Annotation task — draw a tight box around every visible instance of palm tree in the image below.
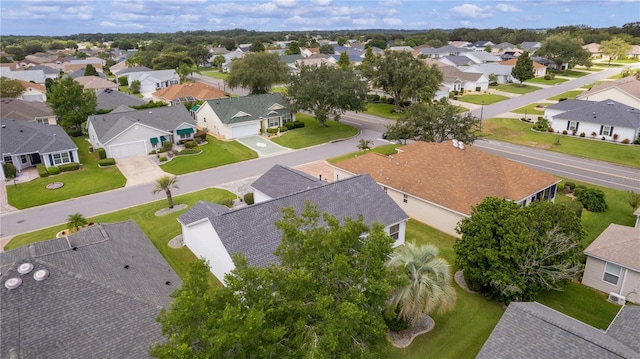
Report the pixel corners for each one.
[388,242,456,326]
[67,213,88,232]
[153,175,179,209]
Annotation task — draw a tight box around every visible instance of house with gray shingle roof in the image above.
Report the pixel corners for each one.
[578,76,640,109]
[0,118,78,180]
[87,105,196,159]
[546,99,640,142]
[195,93,293,139]
[95,88,146,111]
[461,63,515,84]
[122,69,179,99]
[251,164,324,203]
[477,302,640,358]
[0,98,57,125]
[178,167,409,283]
[439,65,489,93]
[0,221,181,358]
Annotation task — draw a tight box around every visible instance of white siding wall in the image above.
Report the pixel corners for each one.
[196,102,233,139]
[105,123,164,155]
[182,220,235,284]
[577,89,640,109]
[550,118,637,142]
[582,256,640,304]
[253,189,271,204]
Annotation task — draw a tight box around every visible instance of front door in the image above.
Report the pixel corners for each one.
[30,153,42,165]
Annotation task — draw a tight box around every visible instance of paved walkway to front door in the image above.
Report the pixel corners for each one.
[235,136,291,157]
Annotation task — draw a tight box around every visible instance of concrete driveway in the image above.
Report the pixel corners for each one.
[116,156,168,187]
[235,135,290,157]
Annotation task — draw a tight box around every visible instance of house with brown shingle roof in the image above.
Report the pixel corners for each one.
[581,207,640,304]
[578,76,640,109]
[499,58,547,78]
[13,79,47,102]
[333,141,561,236]
[152,82,227,105]
[74,75,117,92]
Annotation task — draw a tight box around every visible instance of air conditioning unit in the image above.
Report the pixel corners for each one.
[608,292,626,305]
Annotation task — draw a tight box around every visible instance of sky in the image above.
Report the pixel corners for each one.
[0,0,638,36]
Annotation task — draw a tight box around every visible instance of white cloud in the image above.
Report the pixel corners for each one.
[495,3,521,13]
[379,0,402,6]
[111,0,145,12]
[449,4,493,19]
[311,0,332,5]
[100,21,117,27]
[273,0,298,7]
[383,18,403,26]
[178,14,201,22]
[24,5,60,13]
[209,2,279,16]
[352,18,376,26]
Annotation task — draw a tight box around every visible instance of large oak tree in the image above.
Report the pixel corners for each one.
[48,76,97,131]
[226,52,290,94]
[536,32,591,69]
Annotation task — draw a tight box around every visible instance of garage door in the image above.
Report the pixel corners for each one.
[109,141,147,159]
[232,124,257,138]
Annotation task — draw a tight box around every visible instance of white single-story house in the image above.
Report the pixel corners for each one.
[178,166,409,283]
[0,118,78,180]
[546,99,640,142]
[334,141,561,237]
[439,65,489,93]
[462,63,514,84]
[14,79,48,102]
[195,93,293,139]
[578,76,640,109]
[124,69,180,98]
[87,105,197,159]
[581,207,640,305]
[499,58,548,78]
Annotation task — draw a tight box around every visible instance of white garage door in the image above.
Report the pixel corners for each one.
[232,124,257,138]
[109,141,147,159]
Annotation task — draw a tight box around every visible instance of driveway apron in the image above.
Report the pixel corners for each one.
[116,156,168,187]
[235,135,291,157]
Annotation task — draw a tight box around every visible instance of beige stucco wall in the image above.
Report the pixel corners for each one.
[578,89,640,109]
[582,256,640,304]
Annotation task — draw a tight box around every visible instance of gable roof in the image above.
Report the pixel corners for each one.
[88,105,196,143]
[68,68,108,79]
[0,221,181,359]
[335,142,560,216]
[203,93,290,125]
[579,76,640,103]
[95,88,146,111]
[251,164,324,198]
[584,223,640,271]
[461,51,503,63]
[442,55,475,66]
[463,63,513,76]
[128,69,178,83]
[606,306,640,353]
[115,66,152,76]
[477,302,638,359]
[499,58,547,69]
[153,82,227,102]
[74,75,117,90]
[439,65,485,84]
[0,118,76,156]
[0,98,54,120]
[179,174,409,268]
[551,99,640,128]
[12,79,46,92]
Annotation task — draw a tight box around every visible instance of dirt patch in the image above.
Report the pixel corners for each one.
[387,315,435,348]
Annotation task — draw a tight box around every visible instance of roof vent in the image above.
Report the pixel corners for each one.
[165,281,171,285]
[5,277,22,290]
[33,269,49,281]
[124,265,130,269]
[17,262,34,275]
[72,246,78,251]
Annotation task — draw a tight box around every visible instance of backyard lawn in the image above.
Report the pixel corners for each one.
[270,113,359,149]
[161,135,257,175]
[482,118,640,168]
[456,93,509,105]
[493,83,541,94]
[6,137,127,209]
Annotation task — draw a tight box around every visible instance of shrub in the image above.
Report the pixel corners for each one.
[449,92,455,99]
[601,136,606,140]
[386,97,395,105]
[66,127,83,137]
[37,164,49,177]
[558,97,567,102]
[243,192,255,205]
[591,131,597,137]
[575,188,608,212]
[159,156,168,162]
[222,199,234,207]
[383,305,411,332]
[562,130,568,135]
[561,200,583,219]
[194,129,207,141]
[571,130,577,136]
[184,140,197,149]
[544,74,552,80]
[291,121,304,129]
[47,166,61,175]
[401,100,412,107]
[533,118,549,131]
[622,138,631,144]
[2,163,16,179]
[98,158,116,166]
[59,163,80,172]
[453,90,459,96]
[547,127,554,132]
[564,181,576,192]
[579,132,585,137]
[613,133,619,141]
[475,86,481,92]
[97,147,107,160]
[367,94,380,103]
[266,127,278,134]
[118,76,128,86]
[279,126,288,132]
[284,121,295,130]
[162,141,173,151]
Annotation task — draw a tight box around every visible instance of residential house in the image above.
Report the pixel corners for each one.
[152,82,227,106]
[387,46,414,53]
[114,66,152,80]
[178,166,409,283]
[0,98,57,124]
[492,42,517,51]
[195,93,293,139]
[300,47,320,57]
[68,68,108,79]
[0,221,181,358]
[74,76,118,92]
[439,56,475,67]
[13,79,47,102]
[293,54,336,68]
[108,60,128,77]
[87,105,197,159]
[439,65,489,93]
[64,63,104,74]
[461,51,503,64]
[519,41,542,53]
[462,63,514,84]
[0,118,78,180]
[499,58,548,78]
[25,65,60,80]
[448,41,471,48]
[477,302,639,358]
[418,45,472,58]
[0,67,46,84]
[628,45,640,59]
[581,207,640,305]
[251,164,325,203]
[577,76,640,109]
[333,141,560,236]
[463,41,495,52]
[95,88,146,112]
[123,69,180,98]
[220,49,246,72]
[545,99,640,142]
[583,42,603,59]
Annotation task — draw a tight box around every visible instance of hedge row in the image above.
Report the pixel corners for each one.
[98,158,116,166]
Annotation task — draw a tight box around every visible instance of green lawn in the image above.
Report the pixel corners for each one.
[271,86,288,94]
[7,137,127,209]
[4,188,235,284]
[547,90,584,100]
[526,77,568,85]
[161,135,257,175]
[550,70,591,78]
[270,113,359,149]
[363,103,403,120]
[327,144,402,164]
[201,70,229,80]
[456,94,509,105]
[511,103,546,116]
[118,85,143,98]
[555,179,637,246]
[493,83,541,94]
[482,118,640,168]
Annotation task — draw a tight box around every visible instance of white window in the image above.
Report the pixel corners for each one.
[388,223,400,240]
[179,133,191,140]
[603,262,621,285]
[602,126,612,136]
[35,118,49,124]
[52,152,70,165]
[3,156,12,164]
[268,118,280,128]
[568,121,578,131]
[403,194,408,203]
